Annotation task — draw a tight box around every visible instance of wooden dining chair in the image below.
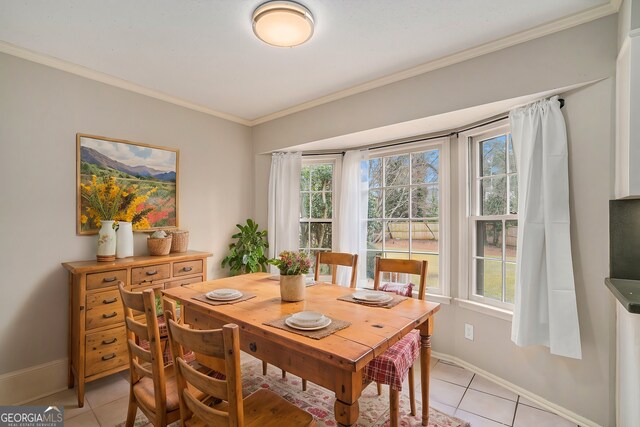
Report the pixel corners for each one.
[165,315,316,427]
[314,251,359,288]
[262,251,359,390]
[119,283,180,427]
[366,256,428,427]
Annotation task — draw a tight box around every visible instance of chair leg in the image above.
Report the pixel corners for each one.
[408,366,416,416]
[302,379,307,391]
[125,393,137,427]
[390,388,399,427]
[262,360,267,375]
[377,382,382,396]
[281,369,286,378]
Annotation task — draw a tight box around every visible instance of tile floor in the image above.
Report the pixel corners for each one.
[25,357,579,427]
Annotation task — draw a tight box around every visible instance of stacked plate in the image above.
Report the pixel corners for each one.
[206,288,243,301]
[285,311,332,330]
[352,290,393,304]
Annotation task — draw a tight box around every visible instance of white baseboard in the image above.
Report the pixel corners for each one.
[432,351,602,427]
[0,358,68,405]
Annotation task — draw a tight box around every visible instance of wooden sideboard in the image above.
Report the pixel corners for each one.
[62,250,212,407]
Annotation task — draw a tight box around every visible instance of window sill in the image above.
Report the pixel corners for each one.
[454,298,513,321]
[426,293,452,305]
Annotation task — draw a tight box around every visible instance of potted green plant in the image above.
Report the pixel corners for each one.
[221,219,270,275]
[269,251,312,302]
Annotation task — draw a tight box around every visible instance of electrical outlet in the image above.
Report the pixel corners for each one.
[464,323,474,341]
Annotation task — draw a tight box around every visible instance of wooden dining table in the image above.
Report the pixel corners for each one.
[162,272,440,427]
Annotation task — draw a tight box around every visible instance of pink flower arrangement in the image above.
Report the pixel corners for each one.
[269,251,312,276]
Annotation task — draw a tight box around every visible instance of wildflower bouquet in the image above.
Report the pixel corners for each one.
[80,175,156,229]
[269,251,312,276]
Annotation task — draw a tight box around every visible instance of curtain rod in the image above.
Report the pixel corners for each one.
[301,98,564,156]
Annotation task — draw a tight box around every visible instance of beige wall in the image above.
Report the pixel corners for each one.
[252,15,617,426]
[0,53,253,375]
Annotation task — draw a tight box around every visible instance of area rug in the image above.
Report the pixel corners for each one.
[117,356,470,427]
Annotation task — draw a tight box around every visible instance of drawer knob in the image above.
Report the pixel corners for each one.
[102,353,116,361]
[146,270,158,276]
[103,277,117,283]
[183,266,193,272]
[102,338,118,345]
[102,312,118,319]
[102,297,118,305]
[249,342,257,352]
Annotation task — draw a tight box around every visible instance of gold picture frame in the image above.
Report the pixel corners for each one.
[76,133,179,235]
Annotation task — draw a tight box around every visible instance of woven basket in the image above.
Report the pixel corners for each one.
[168,230,189,253]
[147,235,172,256]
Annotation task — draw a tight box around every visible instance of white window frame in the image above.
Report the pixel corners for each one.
[299,155,342,257]
[458,120,516,312]
[365,138,450,298]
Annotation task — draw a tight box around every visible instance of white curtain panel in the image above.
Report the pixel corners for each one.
[336,150,369,286]
[509,96,582,359]
[267,152,302,268]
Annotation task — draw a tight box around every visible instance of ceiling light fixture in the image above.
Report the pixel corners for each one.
[252,1,314,47]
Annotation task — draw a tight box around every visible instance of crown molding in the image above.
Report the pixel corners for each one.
[0,40,251,126]
[249,0,620,125]
[0,1,620,127]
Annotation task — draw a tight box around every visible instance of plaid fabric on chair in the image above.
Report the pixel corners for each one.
[139,315,197,366]
[363,329,420,391]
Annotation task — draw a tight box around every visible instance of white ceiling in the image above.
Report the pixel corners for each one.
[0,0,613,124]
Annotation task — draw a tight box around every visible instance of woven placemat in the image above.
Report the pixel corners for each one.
[192,292,257,306]
[263,315,351,340]
[337,293,408,309]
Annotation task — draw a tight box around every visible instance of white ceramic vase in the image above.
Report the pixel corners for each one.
[280,274,305,302]
[116,221,134,259]
[97,220,116,261]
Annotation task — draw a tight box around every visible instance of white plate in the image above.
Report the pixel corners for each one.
[352,291,393,303]
[290,311,325,325]
[285,316,332,331]
[206,290,242,301]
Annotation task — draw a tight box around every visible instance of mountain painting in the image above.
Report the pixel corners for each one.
[76,134,179,235]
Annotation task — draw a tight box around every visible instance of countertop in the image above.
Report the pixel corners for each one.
[605,277,640,314]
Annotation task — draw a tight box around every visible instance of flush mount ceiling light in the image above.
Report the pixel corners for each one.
[252,1,314,47]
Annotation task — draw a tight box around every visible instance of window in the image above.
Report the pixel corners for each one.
[365,141,447,294]
[299,157,339,274]
[464,123,518,309]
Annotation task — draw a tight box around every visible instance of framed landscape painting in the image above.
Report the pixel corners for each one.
[76,134,179,235]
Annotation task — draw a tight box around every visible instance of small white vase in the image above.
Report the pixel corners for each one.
[280,274,305,302]
[97,220,116,262]
[116,221,134,259]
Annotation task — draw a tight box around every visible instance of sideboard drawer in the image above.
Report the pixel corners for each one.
[85,326,128,377]
[86,289,120,310]
[86,303,124,330]
[165,275,203,289]
[87,269,127,290]
[131,264,170,284]
[173,260,203,277]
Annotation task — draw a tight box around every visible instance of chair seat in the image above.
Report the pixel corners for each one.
[133,364,225,413]
[363,329,420,391]
[184,388,315,427]
[133,364,181,413]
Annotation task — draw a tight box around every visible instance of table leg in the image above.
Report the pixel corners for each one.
[334,398,359,427]
[420,318,433,426]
